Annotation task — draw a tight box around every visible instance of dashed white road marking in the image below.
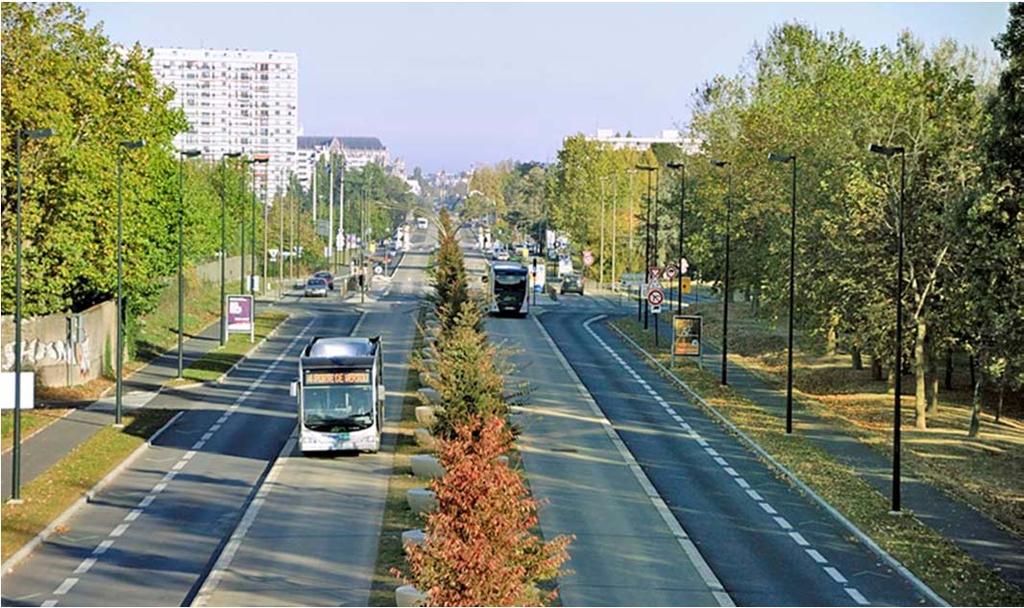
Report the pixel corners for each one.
[41,600,58,607]
[36,317,318,604]
[53,578,78,595]
[583,315,870,606]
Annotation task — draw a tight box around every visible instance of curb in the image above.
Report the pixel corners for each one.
[605,320,950,608]
[1,409,185,575]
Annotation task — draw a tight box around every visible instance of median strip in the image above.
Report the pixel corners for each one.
[168,310,290,385]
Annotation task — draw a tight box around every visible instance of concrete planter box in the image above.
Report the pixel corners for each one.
[415,405,438,426]
[414,427,436,449]
[497,454,510,466]
[419,356,435,368]
[406,488,438,515]
[396,585,427,607]
[417,387,440,404]
[402,528,427,552]
[411,454,445,479]
[418,371,436,387]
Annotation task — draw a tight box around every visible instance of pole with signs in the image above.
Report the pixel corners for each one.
[647,286,665,347]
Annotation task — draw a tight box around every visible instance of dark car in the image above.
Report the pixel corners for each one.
[560,273,584,295]
[313,271,334,290]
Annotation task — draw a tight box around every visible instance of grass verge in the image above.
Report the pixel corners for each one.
[1,409,72,452]
[1,408,177,563]
[610,316,1024,606]
[171,310,289,384]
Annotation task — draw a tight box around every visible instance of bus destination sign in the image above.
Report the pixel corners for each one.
[304,370,370,385]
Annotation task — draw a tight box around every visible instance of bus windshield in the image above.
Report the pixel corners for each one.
[302,384,374,432]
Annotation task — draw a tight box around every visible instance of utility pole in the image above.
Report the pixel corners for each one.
[339,161,346,266]
[711,159,731,386]
[636,164,657,330]
[328,161,334,268]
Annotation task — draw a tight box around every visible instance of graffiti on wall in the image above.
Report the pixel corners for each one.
[1,333,91,376]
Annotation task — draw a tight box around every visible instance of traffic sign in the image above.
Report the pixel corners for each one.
[583,250,595,266]
[651,304,662,315]
[648,278,663,290]
[647,288,665,306]
[664,265,678,280]
[649,266,662,280]
[681,276,693,293]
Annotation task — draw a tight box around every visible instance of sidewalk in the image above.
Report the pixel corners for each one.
[1,294,287,498]
[616,318,1024,593]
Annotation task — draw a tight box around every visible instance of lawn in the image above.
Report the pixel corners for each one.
[610,317,1024,606]
[1,408,178,563]
[174,310,290,384]
[1,408,72,452]
[686,300,1024,539]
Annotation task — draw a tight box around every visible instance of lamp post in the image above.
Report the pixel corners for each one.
[769,152,797,434]
[711,159,731,385]
[870,143,907,514]
[220,152,242,345]
[176,149,202,379]
[115,140,146,428]
[245,155,269,295]
[9,127,54,502]
[636,165,657,329]
[667,162,685,314]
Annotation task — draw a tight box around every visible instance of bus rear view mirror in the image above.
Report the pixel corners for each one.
[290,381,298,398]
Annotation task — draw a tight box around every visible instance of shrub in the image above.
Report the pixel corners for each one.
[398,416,571,606]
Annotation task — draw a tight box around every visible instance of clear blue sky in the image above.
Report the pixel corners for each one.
[82,2,1010,173]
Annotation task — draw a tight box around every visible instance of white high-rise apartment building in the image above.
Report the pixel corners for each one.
[151,48,299,196]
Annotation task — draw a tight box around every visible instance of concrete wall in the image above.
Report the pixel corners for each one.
[1,299,116,388]
[0,256,243,389]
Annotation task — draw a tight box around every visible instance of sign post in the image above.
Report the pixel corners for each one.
[226,294,255,343]
[647,286,665,347]
[672,315,703,369]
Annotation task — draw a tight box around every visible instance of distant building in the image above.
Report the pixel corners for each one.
[585,129,700,154]
[150,48,299,196]
[295,136,391,189]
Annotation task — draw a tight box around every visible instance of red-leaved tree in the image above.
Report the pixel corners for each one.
[397,416,571,606]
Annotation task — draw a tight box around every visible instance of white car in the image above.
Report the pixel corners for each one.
[304,277,329,297]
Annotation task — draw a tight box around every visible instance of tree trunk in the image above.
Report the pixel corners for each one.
[851,346,863,371]
[872,355,883,381]
[914,318,928,430]
[944,348,954,390]
[887,366,896,394]
[926,341,939,414]
[968,370,983,438]
[996,381,1004,423]
[969,354,976,390]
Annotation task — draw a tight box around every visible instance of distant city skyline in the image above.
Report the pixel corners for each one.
[83,2,1011,173]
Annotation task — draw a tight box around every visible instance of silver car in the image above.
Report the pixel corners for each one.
[304,277,328,297]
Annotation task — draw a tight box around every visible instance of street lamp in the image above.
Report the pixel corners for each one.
[9,127,54,502]
[711,159,731,385]
[667,162,686,314]
[220,152,242,345]
[116,140,146,428]
[636,164,658,329]
[244,155,270,295]
[177,149,202,378]
[769,152,797,434]
[869,142,907,513]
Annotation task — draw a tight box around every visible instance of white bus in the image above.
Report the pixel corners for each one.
[291,336,385,453]
[485,261,530,316]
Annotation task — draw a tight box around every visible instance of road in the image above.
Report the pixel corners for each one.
[1,226,433,608]
[466,238,932,607]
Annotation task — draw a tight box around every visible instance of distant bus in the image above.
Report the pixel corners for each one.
[486,261,530,317]
[291,336,385,453]
[416,217,429,230]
